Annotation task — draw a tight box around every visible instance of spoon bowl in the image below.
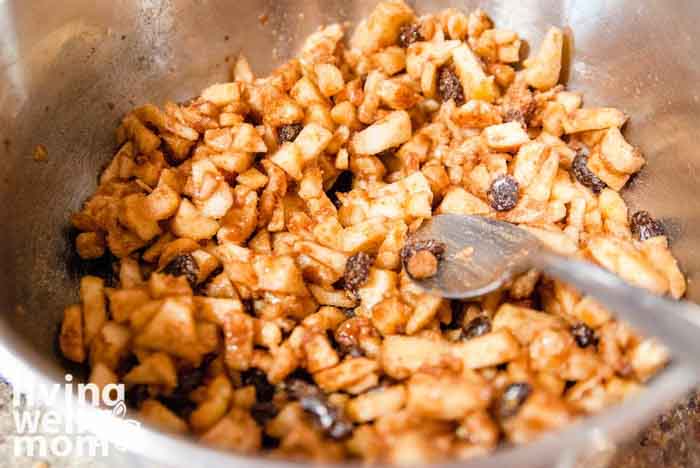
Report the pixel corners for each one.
[410,214,543,298]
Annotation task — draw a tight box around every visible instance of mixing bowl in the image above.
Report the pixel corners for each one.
[1,0,699,466]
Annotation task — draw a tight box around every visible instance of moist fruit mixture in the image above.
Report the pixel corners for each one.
[59,1,686,463]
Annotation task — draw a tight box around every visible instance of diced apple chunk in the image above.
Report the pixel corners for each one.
[352,111,412,155]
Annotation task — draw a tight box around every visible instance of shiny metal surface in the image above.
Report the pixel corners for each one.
[409,214,543,298]
[0,0,699,466]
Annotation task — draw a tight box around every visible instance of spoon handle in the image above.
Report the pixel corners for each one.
[533,249,700,365]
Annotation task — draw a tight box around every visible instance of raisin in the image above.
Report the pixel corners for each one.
[462,316,492,340]
[401,239,447,280]
[250,401,278,426]
[158,395,197,419]
[262,433,281,450]
[125,384,150,409]
[443,301,466,330]
[242,299,255,316]
[116,353,139,377]
[437,66,465,105]
[498,382,532,419]
[277,123,303,143]
[344,252,373,297]
[173,353,217,398]
[571,150,606,193]
[398,23,424,48]
[487,175,520,211]
[503,109,525,127]
[286,368,314,384]
[287,380,353,440]
[245,112,263,126]
[503,102,536,128]
[157,354,217,418]
[241,368,276,402]
[571,323,597,348]
[630,211,666,241]
[162,253,199,287]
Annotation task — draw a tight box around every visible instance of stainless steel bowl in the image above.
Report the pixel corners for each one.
[1,0,699,466]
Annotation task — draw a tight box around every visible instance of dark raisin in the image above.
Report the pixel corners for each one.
[245,112,263,126]
[277,123,304,143]
[630,210,666,241]
[116,353,140,377]
[262,433,281,449]
[502,108,527,128]
[443,301,466,330]
[571,150,606,193]
[344,252,373,297]
[250,401,279,426]
[125,384,150,409]
[400,239,447,280]
[158,354,216,418]
[487,175,520,211]
[502,101,536,128]
[162,253,199,288]
[570,323,597,348]
[398,23,424,48]
[157,395,197,419]
[241,368,276,402]
[242,299,255,316]
[288,380,353,440]
[286,368,314,384]
[498,382,532,419]
[462,316,492,340]
[437,66,465,105]
[172,352,217,398]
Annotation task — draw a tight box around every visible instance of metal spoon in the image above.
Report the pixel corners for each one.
[409,214,700,362]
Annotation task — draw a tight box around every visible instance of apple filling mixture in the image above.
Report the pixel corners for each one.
[60,1,685,463]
